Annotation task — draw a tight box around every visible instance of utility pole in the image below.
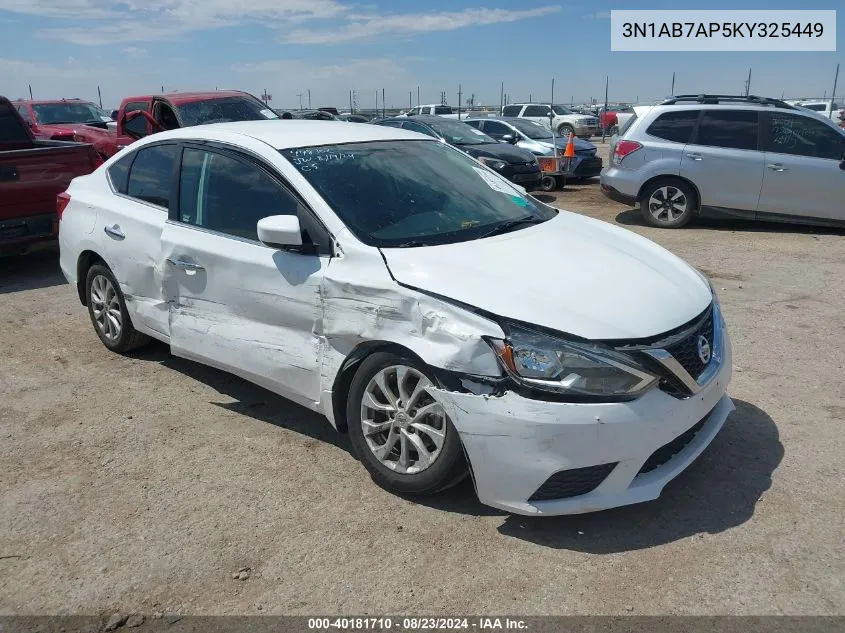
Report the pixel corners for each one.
[308,89,311,109]
[440,91,447,105]
[744,68,752,96]
[830,63,840,117]
[28,84,33,99]
[297,93,303,110]
[417,86,420,107]
[601,76,609,143]
[261,89,272,106]
[375,90,378,116]
[97,85,103,109]
[500,82,504,115]
[671,71,675,96]
[409,90,412,110]
[382,88,385,118]
[349,90,353,114]
[457,84,462,120]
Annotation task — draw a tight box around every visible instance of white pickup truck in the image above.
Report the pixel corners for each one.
[396,104,461,119]
[786,100,841,122]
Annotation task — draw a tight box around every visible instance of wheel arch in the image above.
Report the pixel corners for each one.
[76,250,107,306]
[637,175,701,212]
[329,340,430,434]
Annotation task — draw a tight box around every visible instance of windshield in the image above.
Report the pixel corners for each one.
[552,105,574,115]
[426,118,496,145]
[32,102,111,124]
[507,118,555,140]
[177,96,278,126]
[281,140,556,247]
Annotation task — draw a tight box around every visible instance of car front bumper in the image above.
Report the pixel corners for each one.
[431,332,733,516]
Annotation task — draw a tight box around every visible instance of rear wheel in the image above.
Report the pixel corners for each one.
[557,123,575,137]
[347,352,467,496]
[540,175,557,192]
[639,179,696,228]
[85,264,150,353]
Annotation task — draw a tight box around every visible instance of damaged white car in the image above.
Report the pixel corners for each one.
[59,121,734,516]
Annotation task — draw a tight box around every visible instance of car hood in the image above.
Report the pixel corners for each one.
[380,211,711,340]
[460,142,535,163]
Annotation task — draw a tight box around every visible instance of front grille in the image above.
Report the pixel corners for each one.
[638,413,710,475]
[664,310,714,380]
[529,463,617,501]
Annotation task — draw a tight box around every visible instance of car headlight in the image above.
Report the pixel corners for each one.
[478,157,507,170]
[487,323,658,399]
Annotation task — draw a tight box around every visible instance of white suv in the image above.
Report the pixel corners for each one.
[397,104,460,119]
[502,103,598,138]
[600,95,845,229]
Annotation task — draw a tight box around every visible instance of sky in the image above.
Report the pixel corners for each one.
[0,0,842,110]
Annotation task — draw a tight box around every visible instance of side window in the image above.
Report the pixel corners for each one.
[646,110,699,143]
[502,105,521,117]
[484,120,512,139]
[694,110,759,151]
[108,152,135,194]
[178,148,297,240]
[463,120,482,130]
[433,106,453,115]
[123,102,150,137]
[378,120,403,128]
[765,113,845,160]
[402,121,436,137]
[16,106,33,124]
[524,105,550,117]
[126,144,177,207]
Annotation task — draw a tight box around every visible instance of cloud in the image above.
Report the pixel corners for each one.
[0,0,561,46]
[582,10,611,20]
[232,57,409,93]
[122,46,148,57]
[284,6,562,44]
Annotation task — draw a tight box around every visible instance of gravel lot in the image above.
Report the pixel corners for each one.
[1,176,844,616]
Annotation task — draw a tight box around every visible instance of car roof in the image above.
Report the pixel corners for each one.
[14,99,97,106]
[144,120,430,149]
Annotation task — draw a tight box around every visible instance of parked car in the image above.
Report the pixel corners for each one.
[338,114,369,123]
[501,103,599,138]
[785,100,840,122]
[59,120,733,515]
[465,117,603,180]
[279,109,339,121]
[73,91,278,159]
[600,94,845,228]
[0,96,102,253]
[374,115,541,189]
[13,99,113,141]
[599,105,635,135]
[397,104,461,119]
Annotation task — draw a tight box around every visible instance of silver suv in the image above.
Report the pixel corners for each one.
[600,95,845,228]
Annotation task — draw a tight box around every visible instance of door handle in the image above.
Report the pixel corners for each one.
[687,153,703,161]
[104,224,125,239]
[767,163,787,171]
[166,257,205,272]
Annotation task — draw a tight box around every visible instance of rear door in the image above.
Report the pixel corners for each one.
[160,143,331,404]
[758,111,845,222]
[98,142,176,336]
[680,109,764,214]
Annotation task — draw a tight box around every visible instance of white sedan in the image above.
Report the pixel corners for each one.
[58,121,733,516]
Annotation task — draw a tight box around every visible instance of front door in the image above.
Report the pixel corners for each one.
[161,144,330,406]
[757,111,845,222]
[680,109,764,214]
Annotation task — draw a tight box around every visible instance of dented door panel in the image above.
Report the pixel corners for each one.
[161,221,327,407]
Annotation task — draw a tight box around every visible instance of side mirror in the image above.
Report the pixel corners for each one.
[501,134,517,144]
[258,215,302,248]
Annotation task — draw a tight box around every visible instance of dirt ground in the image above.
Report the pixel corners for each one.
[1,178,844,616]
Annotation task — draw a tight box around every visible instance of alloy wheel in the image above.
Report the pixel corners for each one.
[90,274,122,342]
[648,186,688,222]
[360,365,447,474]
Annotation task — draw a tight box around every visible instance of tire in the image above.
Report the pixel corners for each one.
[540,175,557,192]
[557,124,575,137]
[347,352,468,496]
[639,178,696,228]
[85,263,150,353]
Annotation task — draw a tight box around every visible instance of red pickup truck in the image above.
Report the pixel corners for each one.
[73,90,279,158]
[0,96,102,253]
[12,99,114,142]
[599,106,634,134]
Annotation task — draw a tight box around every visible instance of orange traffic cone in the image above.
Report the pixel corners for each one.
[563,132,576,158]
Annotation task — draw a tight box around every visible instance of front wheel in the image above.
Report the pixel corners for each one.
[557,124,575,137]
[347,352,467,496]
[540,175,557,192]
[639,179,696,228]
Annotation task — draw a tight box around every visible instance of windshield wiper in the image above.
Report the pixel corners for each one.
[479,216,546,238]
[392,240,431,248]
